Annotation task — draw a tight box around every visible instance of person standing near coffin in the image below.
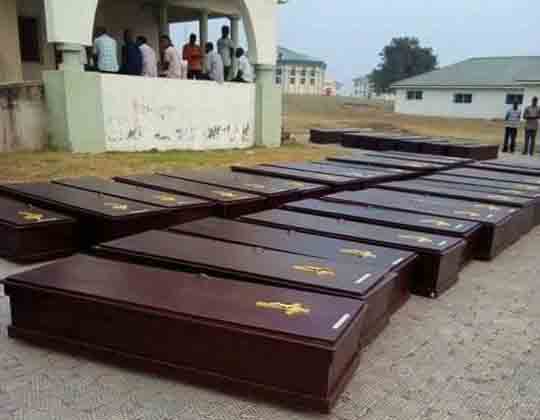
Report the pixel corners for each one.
[93,27,119,74]
[523,96,540,156]
[203,42,224,83]
[217,25,234,80]
[120,30,143,76]
[182,33,203,80]
[233,48,254,83]
[136,36,158,78]
[502,101,521,153]
[159,35,186,79]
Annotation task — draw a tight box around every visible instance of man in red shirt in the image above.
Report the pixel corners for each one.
[182,33,203,80]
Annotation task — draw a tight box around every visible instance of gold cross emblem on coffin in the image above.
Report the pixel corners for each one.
[256,301,311,317]
[319,174,340,180]
[244,183,266,190]
[18,211,45,222]
[486,194,513,201]
[288,181,305,188]
[503,190,523,195]
[212,190,247,199]
[473,204,501,211]
[453,210,481,218]
[398,235,434,244]
[155,194,177,203]
[104,202,129,211]
[293,265,336,277]
[420,219,452,228]
[340,249,377,259]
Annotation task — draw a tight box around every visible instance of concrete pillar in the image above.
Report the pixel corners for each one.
[230,16,240,81]
[255,64,282,148]
[159,0,169,36]
[0,0,23,82]
[199,9,209,71]
[58,43,84,72]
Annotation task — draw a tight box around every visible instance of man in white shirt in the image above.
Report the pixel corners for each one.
[233,48,253,83]
[204,42,224,83]
[136,36,158,77]
[217,25,234,80]
[159,35,186,79]
[93,27,119,73]
[502,101,521,153]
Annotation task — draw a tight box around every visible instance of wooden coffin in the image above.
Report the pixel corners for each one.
[170,217,418,316]
[155,169,328,206]
[114,174,266,218]
[310,128,367,144]
[313,160,415,178]
[468,161,540,177]
[446,144,499,160]
[423,174,540,194]
[94,230,398,346]
[264,162,407,185]
[328,155,446,173]
[444,168,540,187]
[0,196,77,262]
[341,133,404,151]
[420,140,451,155]
[4,255,367,412]
[0,183,184,245]
[323,189,527,260]
[480,159,540,171]
[363,151,472,167]
[240,210,467,299]
[394,138,441,153]
[230,165,359,191]
[379,180,538,227]
[283,199,482,262]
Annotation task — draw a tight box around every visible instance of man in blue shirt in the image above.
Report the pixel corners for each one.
[121,29,143,76]
[93,27,119,73]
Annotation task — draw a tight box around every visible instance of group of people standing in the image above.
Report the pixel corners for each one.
[503,96,540,156]
[91,25,253,84]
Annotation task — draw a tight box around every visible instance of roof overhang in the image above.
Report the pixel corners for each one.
[391,84,525,90]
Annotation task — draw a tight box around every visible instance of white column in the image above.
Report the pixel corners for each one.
[230,16,240,81]
[159,0,169,36]
[58,43,84,71]
[199,9,209,72]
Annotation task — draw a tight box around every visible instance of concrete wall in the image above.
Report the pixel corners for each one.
[0,0,23,83]
[395,87,526,119]
[102,75,255,151]
[0,82,48,152]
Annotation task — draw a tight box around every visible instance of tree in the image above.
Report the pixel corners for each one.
[369,37,437,94]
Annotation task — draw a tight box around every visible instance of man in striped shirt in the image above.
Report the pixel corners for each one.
[502,101,521,153]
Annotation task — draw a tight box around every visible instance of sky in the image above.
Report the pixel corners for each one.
[172,1,540,90]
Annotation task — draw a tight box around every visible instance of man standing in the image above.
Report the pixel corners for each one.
[159,35,186,79]
[523,97,540,156]
[136,36,158,77]
[502,101,521,153]
[120,30,143,76]
[217,25,234,80]
[93,27,119,73]
[233,48,253,83]
[182,33,203,80]
[204,42,224,83]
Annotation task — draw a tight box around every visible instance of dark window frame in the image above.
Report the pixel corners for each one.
[454,93,473,104]
[407,90,423,100]
[18,16,41,63]
[506,94,524,105]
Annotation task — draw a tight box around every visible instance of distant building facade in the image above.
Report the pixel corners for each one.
[352,76,373,98]
[276,46,326,95]
[323,79,343,96]
[393,56,540,119]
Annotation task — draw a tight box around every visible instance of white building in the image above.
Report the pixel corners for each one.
[393,56,540,119]
[352,76,373,98]
[276,46,326,95]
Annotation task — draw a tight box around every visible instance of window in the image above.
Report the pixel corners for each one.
[454,93,473,104]
[300,69,307,77]
[310,70,316,77]
[290,69,296,76]
[310,79,316,85]
[406,90,423,100]
[290,78,296,85]
[276,77,281,85]
[301,78,306,85]
[276,68,282,76]
[506,94,524,105]
[19,17,40,62]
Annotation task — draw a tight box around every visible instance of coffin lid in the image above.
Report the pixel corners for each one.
[0,196,75,227]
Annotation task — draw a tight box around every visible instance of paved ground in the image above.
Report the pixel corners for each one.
[1,224,540,420]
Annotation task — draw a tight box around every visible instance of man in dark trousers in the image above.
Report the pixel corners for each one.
[502,101,521,153]
[121,29,143,75]
[523,96,540,155]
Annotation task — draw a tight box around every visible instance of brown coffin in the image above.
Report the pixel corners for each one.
[420,141,451,155]
[239,210,467,299]
[170,217,418,317]
[423,173,540,194]
[94,230,398,344]
[155,169,328,207]
[113,174,267,218]
[363,151,472,167]
[444,168,540,187]
[310,128,367,144]
[394,138,439,153]
[481,159,540,171]
[313,160,415,179]
[328,155,446,173]
[264,162,408,185]
[284,199,482,262]
[446,144,499,160]
[468,161,540,177]
[4,255,367,412]
[0,196,77,262]
[323,189,527,260]
[379,180,538,227]
[0,183,183,245]
[341,133,406,151]
[230,165,359,191]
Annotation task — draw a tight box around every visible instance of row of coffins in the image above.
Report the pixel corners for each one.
[310,128,500,161]
[4,153,539,411]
